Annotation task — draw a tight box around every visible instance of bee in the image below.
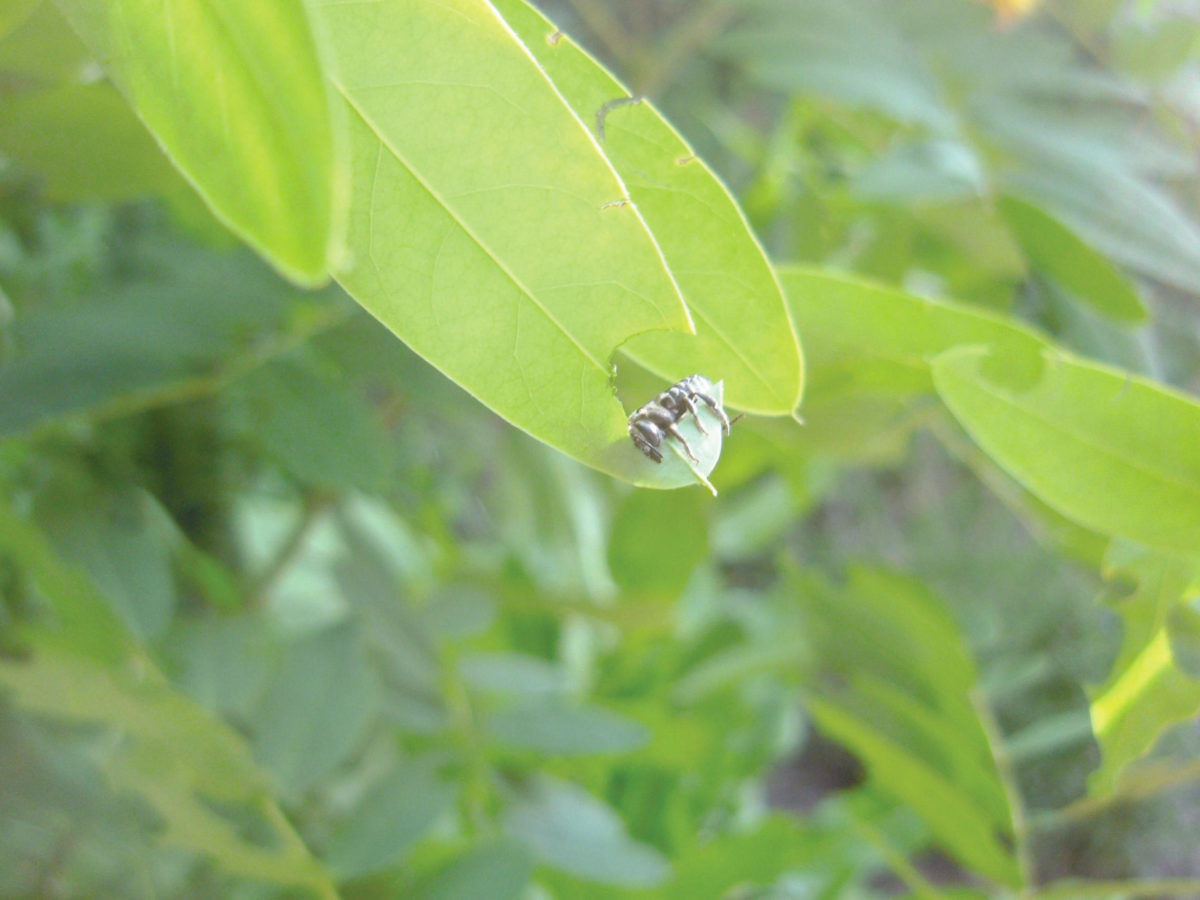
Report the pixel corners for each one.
[628,374,732,463]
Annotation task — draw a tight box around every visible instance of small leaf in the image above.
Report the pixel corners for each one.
[417,841,533,900]
[809,697,1019,888]
[796,568,1019,887]
[625,379,731,492]
[999,194,1146,323]
[326,758,456,878]
[37,487,177,640]
[253,623,377,797]
[933,346,1200,555]
[459,652,568,696]
[487,700,649,756]
[503,777,669,887]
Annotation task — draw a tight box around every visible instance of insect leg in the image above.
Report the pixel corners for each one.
[665,423,699,462]
[696,393,732,434]
[678,394,709,435]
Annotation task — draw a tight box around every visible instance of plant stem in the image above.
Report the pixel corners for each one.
[636,0,740,99]
[1032,878,1200,900]
[244,492,336,608]
[971,686,1036,892]
[1031,756,1200,830]
[846,807,944,900]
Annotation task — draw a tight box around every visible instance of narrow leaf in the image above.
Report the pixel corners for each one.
[933,346,1200,555]
[809,698,1020,888]
[999,194,1146,323]
[52,0,345,284]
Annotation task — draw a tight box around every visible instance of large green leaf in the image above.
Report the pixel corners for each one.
[780,265,1045,403]
[779,266,1113,560]
[932,346,1200,556]
[52,0,345,284]
[313,0,714,487]
[490,0,804,416]
[0,81,183,202]
[1089,547,1200,794]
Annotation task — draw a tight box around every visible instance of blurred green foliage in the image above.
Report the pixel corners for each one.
[3,1,1200,898]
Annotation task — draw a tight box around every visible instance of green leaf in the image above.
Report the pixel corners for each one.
[459,652,568,696]
[312,0,702,486]
[171,613,272,718]
[777,267,1140,561]
[932,346,1200,556]
[502,776,670,887]
[37,487,177,640]
[490,0,804,416]
[796,568,1019,888]
[607,484,708,597]
[487,700,649,756]
[0,0,39,40]
[0,240,326,437]
[0,82,183,202]
[416,841,533,900]
[998,194,1146,323]
[779,265,1046,403]
[0,1,89,81]
[1089,548,1200,794]
[809,698,1018,888]
[326,757,456,878]
[52,0,345,284]
[236,357,392,493]
[0,647,335,898]
[0,501,130,665]
[252,623,377,797]
[0,510,333,896]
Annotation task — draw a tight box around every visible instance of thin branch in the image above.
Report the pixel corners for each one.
[971,687,1036,892]
[244,492,336,608]
[1032,878,1200,900]
[22,304,355,442]
[566,0,632,69]
[846,807,944,900]
[637,0,741,99]
[1031,756,1200,830]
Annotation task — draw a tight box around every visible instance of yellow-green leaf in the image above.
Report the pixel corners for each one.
[52,0,346,284]
[933,346,1200,556]
[314,0,710,486]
